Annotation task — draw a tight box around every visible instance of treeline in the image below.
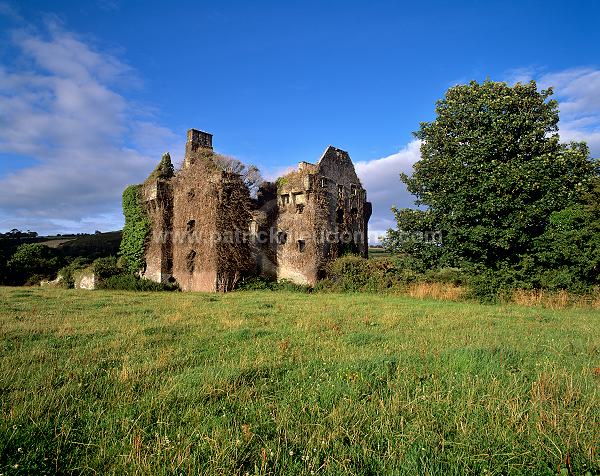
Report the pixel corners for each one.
[0,231,121,286]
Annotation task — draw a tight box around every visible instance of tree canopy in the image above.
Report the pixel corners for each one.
[385,80,599,294]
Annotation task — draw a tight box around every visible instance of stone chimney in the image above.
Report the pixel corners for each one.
[184,128,213,167]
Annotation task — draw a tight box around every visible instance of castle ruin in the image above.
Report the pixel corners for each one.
[139,129,371,291]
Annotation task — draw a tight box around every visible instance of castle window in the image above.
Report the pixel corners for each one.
[187,220,196,234]
[186,250,196,273]
[297,240,305,252]
[337,185,344,198]
[336,208,344,224]
[296,204,305,214]
[281,194,290,205]
[320,177,327,187]
[187,189,195,201]
[277,231,287,245]
[350,184,357,196]
[350,207,358,220]
[293,192,305,204]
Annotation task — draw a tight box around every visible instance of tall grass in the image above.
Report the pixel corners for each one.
[0,287,599,474]
[510,289,600,310]
[406,282,465,301]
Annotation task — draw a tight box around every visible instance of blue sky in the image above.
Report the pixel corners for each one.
[0,0,599,240]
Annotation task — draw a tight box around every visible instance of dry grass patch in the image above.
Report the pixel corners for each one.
[406,282,466,301]
[511,289,600,309]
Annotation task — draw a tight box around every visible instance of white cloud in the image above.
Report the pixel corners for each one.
[263,164,295,182]
[0,21,177,234]
[544,68,600,158]
[538,68,600,117]
[354,140,421,243]
[507,67,600,157]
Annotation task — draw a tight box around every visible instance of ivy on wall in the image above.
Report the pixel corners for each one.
[275,176,287,191]
[147,153,175,182]
[119,184,150,274]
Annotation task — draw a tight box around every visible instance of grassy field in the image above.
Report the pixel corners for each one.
[0,287,599,475]
[368,247,393,259]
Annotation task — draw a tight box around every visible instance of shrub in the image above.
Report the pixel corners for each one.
[323,255,425,292]
[57,257,91,288]
[536,267,593,295]
[425,267,465,286]
[237,256,464,297]
[312,278,337,293]
[235,276,311,293]
[465,264,530,304]
[271,279,312,293]
[235,276,276,291]
[24,274,46,286]
[326,255,373,291]
[98,274,179,292]
[7,243,63,285]
[465,258,595,304]
[91,256,120,280]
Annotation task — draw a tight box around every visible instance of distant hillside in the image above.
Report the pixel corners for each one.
[0,231,122,286]
[56,231,122,260]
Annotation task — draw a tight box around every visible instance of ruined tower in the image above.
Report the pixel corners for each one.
[141,153,174,284]
[252,145,371,285]
[139,129,371,290]
[142,129,252,291]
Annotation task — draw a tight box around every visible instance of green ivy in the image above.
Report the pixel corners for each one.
[119,184,150,274]
[146,153,174,182]
[275,176,288,191]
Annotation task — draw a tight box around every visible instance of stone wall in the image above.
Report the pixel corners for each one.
[171,153,221,291]
[74,268,97,290]
[272,146,371,285]
[316,146,371,259]
[274,167,324,285]
[142,177,173,284]
[141,130,255,292]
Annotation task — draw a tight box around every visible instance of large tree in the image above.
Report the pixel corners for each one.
[390,80,597,272]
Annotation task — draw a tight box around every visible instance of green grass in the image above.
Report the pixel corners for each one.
[368,247,393,259]
[0,287,599,475]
